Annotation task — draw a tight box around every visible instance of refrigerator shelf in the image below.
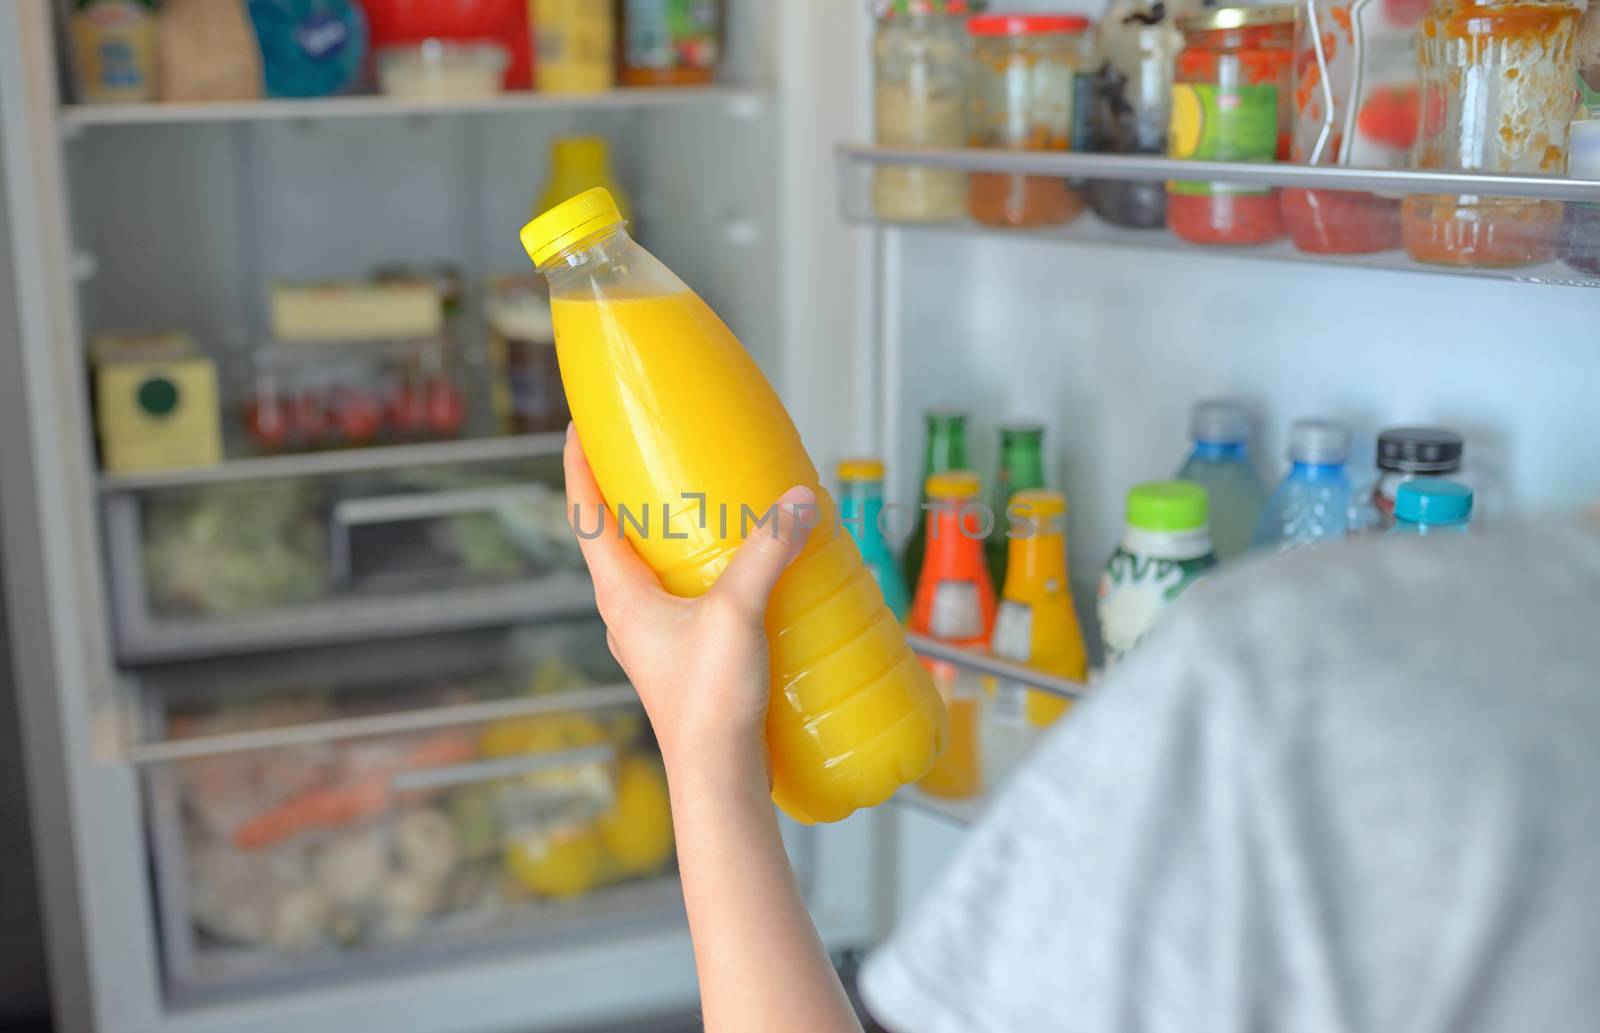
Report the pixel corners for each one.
[60,85,766,132]
[906,632,1087,702]
[99,433,567,494]
[838,144,1600,289]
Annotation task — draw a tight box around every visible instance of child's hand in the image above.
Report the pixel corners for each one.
[563,426,815,790]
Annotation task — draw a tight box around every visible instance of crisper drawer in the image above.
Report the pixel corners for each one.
[103,453,594,663]
[135,621,686,1004]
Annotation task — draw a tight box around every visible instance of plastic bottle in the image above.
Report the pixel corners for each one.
[837,457,911,621]
[985,422,1046,590]
[902,409,970,588]
[536,137,632,226]
[1369,426,1464,531]
[1099,481,1216,666]
[1175,399,1267,562]
[909,471,997,801]
[521,190,945,824]
[1389,480,1473,536]
[1251,418,1356,552]
[989,489,1087,730]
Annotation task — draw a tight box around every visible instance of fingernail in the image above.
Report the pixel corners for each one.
[565,421,575,441]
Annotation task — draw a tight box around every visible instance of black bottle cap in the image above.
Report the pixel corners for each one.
[1377,427,1464,474]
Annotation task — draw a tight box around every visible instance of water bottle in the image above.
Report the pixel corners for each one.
[1390,480,1473,536]
[1252,418,1356,552]
[1175,399,1268,562]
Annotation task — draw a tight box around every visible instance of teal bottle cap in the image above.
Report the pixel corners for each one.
[1395,479,1473,525]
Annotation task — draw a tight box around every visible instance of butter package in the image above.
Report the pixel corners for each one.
[93,332,223,472]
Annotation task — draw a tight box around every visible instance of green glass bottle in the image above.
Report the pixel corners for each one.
[985,423,1047,589]
[902,409,969,587]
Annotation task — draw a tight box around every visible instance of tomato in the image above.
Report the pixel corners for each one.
[424,378,467,437]
[245,398,289,452]
[329,387,384,446]
[1357,84,1422,152]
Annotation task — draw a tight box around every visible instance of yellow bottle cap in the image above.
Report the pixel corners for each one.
[925,470,981,500]
[521,187,625,268]
[837,457,886,482]
[1008,488,1066,519]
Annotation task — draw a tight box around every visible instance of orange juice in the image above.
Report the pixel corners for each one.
[990,490,1088,728]
[522,190,945,824]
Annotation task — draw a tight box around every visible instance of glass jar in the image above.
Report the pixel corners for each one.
[618,0,723,87]
[872,1,971,221]
[1562,120,1600,277]
[1087,0,1199,229]
[1282,0,1404,254]
[1167,5,1296,246]
[967,14,1092,228]
[1401,0,1581,268]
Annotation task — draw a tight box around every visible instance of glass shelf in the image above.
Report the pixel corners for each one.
[838,144,1600,289]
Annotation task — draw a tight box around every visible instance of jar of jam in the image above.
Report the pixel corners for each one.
[1402,0,1581,268]
[967,14,1092,228]
[872,1,971,222]
[619,0,723,87]
[1167,5,1295,246]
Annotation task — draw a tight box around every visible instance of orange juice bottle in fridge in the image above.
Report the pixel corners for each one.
[989,489,1087,729]
[520,189,946,824]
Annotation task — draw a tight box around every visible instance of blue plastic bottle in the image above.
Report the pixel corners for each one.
[836,458,910,620]
[1252,418,1356,552]
[1175,399,1268,562]
[1389,480,1473,536]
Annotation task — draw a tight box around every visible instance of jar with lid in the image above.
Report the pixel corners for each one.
[872,0,971,221]
[1166,5,1296,246]
[1368,426,1464,531]
[1561,121,1600,277]
[967,14,1093,228]
[1401,0,1582,268]
[619,0,723,87]
[486,277,568,434]
[1281,0,1404,254]
[1087,0,1202,228]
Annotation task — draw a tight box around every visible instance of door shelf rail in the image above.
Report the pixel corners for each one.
[905,632,1087,700]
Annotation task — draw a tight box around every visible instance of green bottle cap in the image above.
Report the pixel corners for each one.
[1127,481,1209,532]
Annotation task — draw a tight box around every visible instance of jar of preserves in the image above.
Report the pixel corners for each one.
[1087,0,1202,229]
[1282,0,1404,253]
[1401,0,1581,268]
[618,0,723,87]
[967,14,1092,228]
[1167,5,1296,246]
[872,0,971,221]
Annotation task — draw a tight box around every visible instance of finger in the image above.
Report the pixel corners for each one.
[563,425,664,611]
[707,485,817,623]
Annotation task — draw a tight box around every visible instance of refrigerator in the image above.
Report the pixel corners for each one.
[1,0,1596,1030]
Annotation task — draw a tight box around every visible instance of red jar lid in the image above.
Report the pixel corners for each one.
[967,13,1091,35]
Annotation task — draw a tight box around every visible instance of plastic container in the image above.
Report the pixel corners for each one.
[902,408,970,588]
[363,0,530,89]
[967,14,1092,228]
[985,422,1046,590]
[618,0,723,86]
[909,470,996,801]
[1099,480,1215,666]
[520,189,945,824]
[72,0,158,104]
[1402,0,1582,268]
[989,489,1087,730]
[246,0,368,98]
[837,458,911,621]
[1167,5,1295,246]
[871,1,971,221]
[1251,418,1357,552]
[1389,479,1473,535]
[531,0,616,93]
[1370,426,1464,531]
[1087,0,1200,229]
[376,41,509,98]
[1175,399,1268,562]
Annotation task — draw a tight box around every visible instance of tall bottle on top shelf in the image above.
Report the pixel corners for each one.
[986,422,1047,589]
[837,458,911,621]
[903,408,970,587]
[1175,399,1267,562]
[910,471,997,802]
[1099,481,1215,665]
[521,189,945,825]
[990,489,1088,730]
[1252,418,1357,552]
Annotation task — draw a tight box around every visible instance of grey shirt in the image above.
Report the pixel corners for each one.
[862,519,1600,1033]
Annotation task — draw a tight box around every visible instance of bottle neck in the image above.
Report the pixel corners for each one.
[839,483,888,547]
[1289,460,1348,481]
[922,500,988,578]
[538,224,633,281]
[1006,530,1067,593]
[1191,440,1247,461]
[995,447,1045,502]
[923,424,968,483]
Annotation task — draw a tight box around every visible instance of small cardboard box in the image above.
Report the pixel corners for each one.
[93,333,222,473]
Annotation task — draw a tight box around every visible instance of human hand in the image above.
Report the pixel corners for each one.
[562,425,816,791]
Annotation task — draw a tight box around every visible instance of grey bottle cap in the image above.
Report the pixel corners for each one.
[1288,418,1351,464]
[1190,399,1252,444]
[1377,426,1463,474]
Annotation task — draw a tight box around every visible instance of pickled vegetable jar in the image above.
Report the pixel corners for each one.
[967,14,1092,228]
[872,0,971,221]
[1401,0,1581,267]
[1088,0,1199,229]
[618,0,723,86]
[1167,5,1295,246]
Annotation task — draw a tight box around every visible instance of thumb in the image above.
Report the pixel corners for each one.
[708,485,818,623]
